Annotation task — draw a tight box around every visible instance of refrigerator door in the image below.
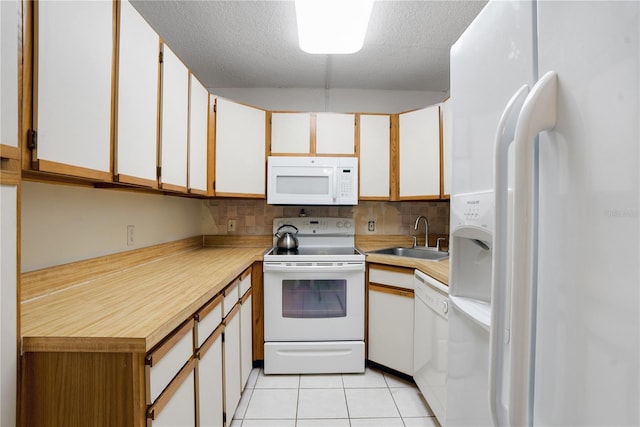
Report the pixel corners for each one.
[447,0,535,425]
[533,2,639,425]
[450,0,536,196]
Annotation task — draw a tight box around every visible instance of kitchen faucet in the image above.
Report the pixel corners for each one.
[413,215,430,248]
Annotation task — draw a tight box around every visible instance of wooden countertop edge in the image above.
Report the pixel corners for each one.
[22,336,147,353]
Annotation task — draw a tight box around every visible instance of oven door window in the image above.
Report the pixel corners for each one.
[282,279,347,318]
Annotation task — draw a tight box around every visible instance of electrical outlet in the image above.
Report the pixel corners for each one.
[228,219,236,232]
[127,225,135,246]
[367,220,376,232]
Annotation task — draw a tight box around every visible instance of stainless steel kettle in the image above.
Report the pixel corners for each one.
[275,224,299,250]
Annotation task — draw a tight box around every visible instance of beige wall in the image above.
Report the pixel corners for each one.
[21,181,202,272]
[22,181,449,272]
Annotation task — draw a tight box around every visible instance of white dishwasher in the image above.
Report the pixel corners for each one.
[413,269,449,425]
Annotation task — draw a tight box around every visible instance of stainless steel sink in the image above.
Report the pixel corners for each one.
[369,246,449,261]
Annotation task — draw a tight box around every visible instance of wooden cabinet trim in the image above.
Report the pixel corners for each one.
[368,263,414,275]
[197,323,224,357]
[146,356,196,420]
[251,262,264,361]
[146,318,194,367]
[36,159,112,182]
[159,182,188,193]
[224,278,240,297]
[239,267,251,282]
[214,191,265,199]
[114,173,158,189]
[390,114,399,201]
[369,282,414,299]
[240,288,252,304]
[196,294,223,321]
[223,303,241,325]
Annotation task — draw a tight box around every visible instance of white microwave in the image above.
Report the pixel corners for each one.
[267,156,358,205]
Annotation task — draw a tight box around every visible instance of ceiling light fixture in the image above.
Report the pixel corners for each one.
[295,0,374,54]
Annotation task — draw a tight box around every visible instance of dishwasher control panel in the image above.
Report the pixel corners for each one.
[414,270,449,319]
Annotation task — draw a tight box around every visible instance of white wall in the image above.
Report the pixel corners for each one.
[212,88,447,113]
[21,181,202,272]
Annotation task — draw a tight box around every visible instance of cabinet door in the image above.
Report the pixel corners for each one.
[270,112,311,154]
[188,75,210,194]
[1,0,19,153]
[198,326,224,427]
[368,285,414,376]
[240,291,253,390]
[359,114,390,199]
[159,44,189,192]
[223,305,241,425]
[441,98,452,198]
[398,105,441,199]
[0,185,17,426]
[115,0,159,188]
[147,319,194,404]
[316,113,355,155]
[149,359,197,427]
[35,0,113,180]
[215,98,266,197]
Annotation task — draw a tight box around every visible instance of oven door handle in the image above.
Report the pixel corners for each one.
[263,263,365,273]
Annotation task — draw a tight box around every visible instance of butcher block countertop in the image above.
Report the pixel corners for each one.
[21,234,449,355]
[21,244,267,354]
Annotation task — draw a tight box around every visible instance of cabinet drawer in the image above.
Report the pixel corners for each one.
[146,319,194,404]
[369,265,414,290]
[147,357,196,424]
[239,269,252,297]
[223,278,240,317]
[195,294,223,349]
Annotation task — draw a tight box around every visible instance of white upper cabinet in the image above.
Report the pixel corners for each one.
[35,0,113,180]
[215,97,266,197]
[359,114,390,199]
[188,75,210,194]
[159,44,189,192]
[316,113,356,155]
[1,0,19,151]
[270,112,311,154]
[441,98,452,198]
[398,105,441,199]
[115,0,159,188]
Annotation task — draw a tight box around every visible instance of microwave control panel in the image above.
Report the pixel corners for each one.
[338,168,355,198]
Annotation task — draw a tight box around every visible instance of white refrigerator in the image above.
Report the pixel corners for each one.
[446,1,639,426]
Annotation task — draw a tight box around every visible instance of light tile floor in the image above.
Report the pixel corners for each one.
[231,367,441,427]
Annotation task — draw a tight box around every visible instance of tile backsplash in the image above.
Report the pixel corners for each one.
[203,199,449,238]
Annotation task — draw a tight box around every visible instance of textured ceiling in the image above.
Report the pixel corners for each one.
[130,0,487,92]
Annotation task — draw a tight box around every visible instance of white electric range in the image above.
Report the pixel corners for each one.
[263,217,365,374]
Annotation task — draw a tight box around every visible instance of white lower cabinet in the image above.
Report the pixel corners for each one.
[150,360,197,427]
[146,319,196,426]
[223,305,242,425]
[198,326,224,427]
[367,265,415,376]
[240,291,253,390]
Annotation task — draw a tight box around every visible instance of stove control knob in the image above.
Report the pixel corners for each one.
[336,221,343,228]
[344,221,352,228]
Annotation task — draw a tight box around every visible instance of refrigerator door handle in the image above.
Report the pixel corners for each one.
[490,84,529,427]
[510,71,558,427]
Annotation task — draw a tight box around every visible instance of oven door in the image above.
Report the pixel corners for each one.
[263,261,365,342]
